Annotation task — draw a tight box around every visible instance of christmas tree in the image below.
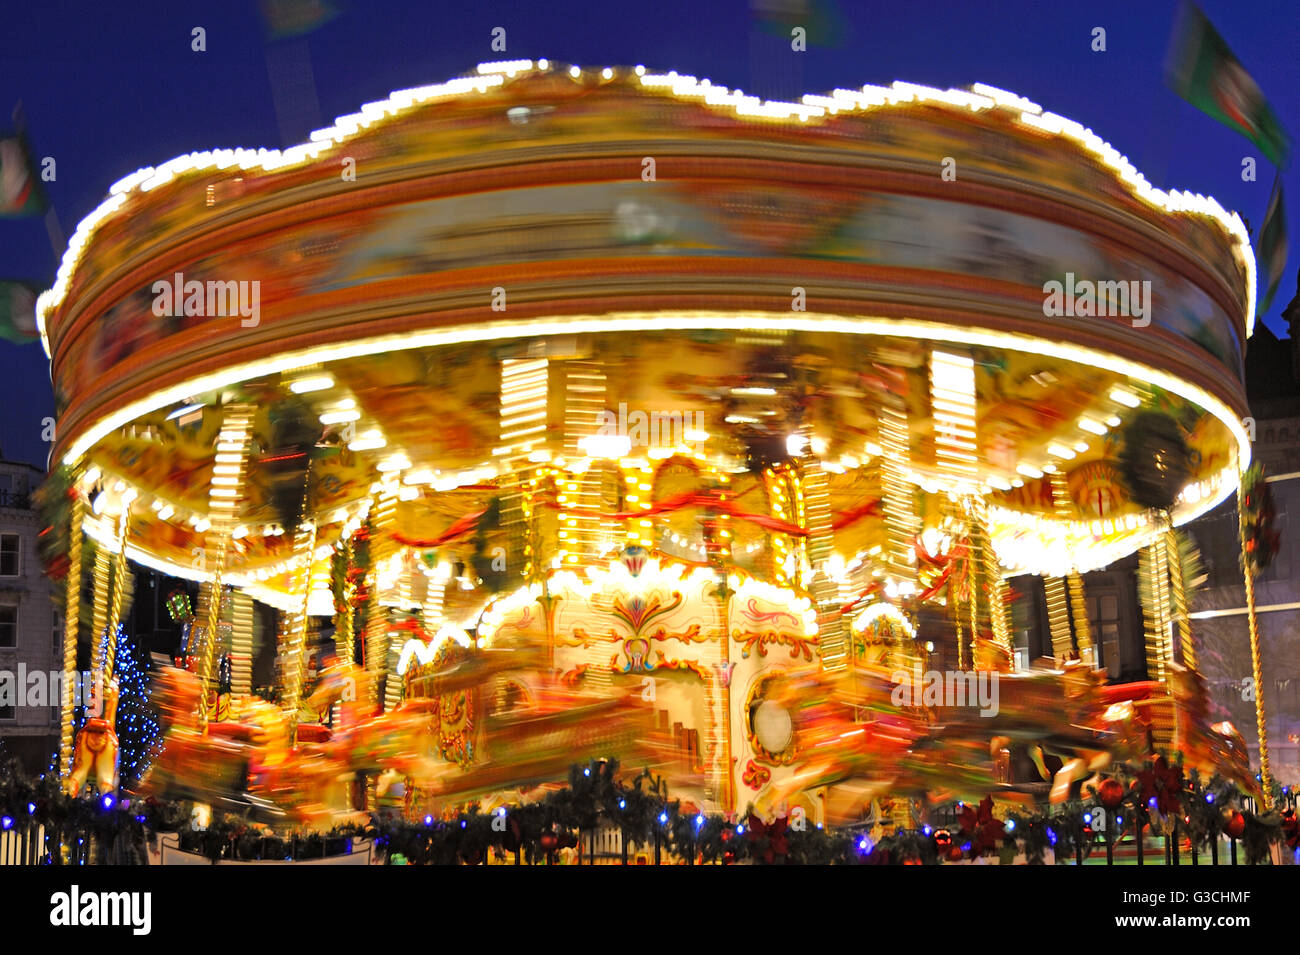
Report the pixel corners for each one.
[113,626,162,787]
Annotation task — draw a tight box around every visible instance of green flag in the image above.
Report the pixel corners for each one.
[1258,176,1288,317]
[0,280,39,343]
[1166,2,1292,166]
[259,0,340,40]
[751,0,847,48]
[0,134,46,217]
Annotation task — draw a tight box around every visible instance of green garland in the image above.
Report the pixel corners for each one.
[0,754,1285,865]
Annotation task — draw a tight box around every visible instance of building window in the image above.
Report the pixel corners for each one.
[0,604,16,648]
[0,534,19,576]
[1084,590,1121,674]
[1262,511,1291,583]
[0,703,13,721]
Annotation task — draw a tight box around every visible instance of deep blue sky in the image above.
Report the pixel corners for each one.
[1,0,1297,469]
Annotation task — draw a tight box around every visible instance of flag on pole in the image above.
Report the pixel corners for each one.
[1258,176,1288,318]
[751,0,847,48]
[0,280,40,343]
[259,0,340,40]
[1166,2,1292,166]
[0,134,46,217]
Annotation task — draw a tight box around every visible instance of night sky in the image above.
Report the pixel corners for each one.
[1,0,1296,470]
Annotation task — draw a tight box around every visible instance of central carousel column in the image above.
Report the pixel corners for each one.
[196,405,254,734]
[498,358,549,580]
[230,591,255,697]
[701,468,733,811]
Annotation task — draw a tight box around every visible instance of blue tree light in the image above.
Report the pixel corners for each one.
[113,626,162,787]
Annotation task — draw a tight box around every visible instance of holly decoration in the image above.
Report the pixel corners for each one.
[0,755,1286,865]
[745,813,790,864]
[1281,809,1299,851]
[1136,755,1184,816]
[1240,463,1280,577]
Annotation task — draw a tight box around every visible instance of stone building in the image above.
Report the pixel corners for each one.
[0,455,60,771]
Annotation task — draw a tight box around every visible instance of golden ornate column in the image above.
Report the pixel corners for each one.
[1237,485,1272,805]
[102,508,131,679]
[59,478,85,778]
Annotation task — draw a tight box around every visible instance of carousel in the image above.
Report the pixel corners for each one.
[35,61,1267,830]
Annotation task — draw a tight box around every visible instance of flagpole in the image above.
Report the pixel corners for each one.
[11,100,66,262]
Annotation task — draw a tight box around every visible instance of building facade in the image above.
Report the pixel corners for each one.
[1187,325,1300,787]
[0,456,60,772]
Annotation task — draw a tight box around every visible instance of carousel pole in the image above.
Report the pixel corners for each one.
[335,537,356,666]
[1164,529,1195,669]
[230,591,255,697]
[102,507,131,679]
[89,535,112,673]
[362,484,396,811]
[703,473,735,814]
[1050,471,1093,662]
[800,446,843,670]
[972,496,1012,659]
[196,406,254,734]
[365,482,398,709]
[58,475,85,779]
[1139,531,1173,685]
[878,398,920,674]
[282,519,317,744]
[1237,479,1273,805]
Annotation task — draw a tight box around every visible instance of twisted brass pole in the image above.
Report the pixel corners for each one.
[59,482,84,778]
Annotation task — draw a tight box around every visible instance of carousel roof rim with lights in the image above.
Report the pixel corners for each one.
[41,60,1254,571]
[37,60,1257,350]
[39,57,1256,469]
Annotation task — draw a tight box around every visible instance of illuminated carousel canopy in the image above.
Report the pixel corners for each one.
[39,62,1252,602]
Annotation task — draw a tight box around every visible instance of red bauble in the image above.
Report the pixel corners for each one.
[1098,779,1125,809]
[946,845,964,862]
[1224,812,1246,839]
